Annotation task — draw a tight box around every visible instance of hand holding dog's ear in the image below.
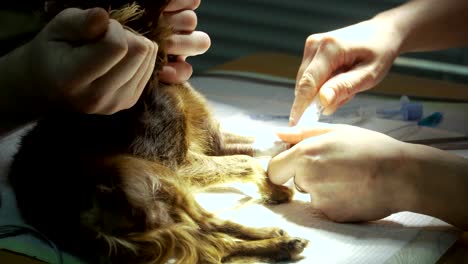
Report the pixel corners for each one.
[26,7,158,114]
[22,2,209,114]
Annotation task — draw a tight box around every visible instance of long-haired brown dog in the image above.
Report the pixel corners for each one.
[8,1,308,263]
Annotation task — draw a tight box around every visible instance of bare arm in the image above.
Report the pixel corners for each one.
[376,0,468,53]
[403,144,468,230]
[0,43,38,135]
[291,0,468,123]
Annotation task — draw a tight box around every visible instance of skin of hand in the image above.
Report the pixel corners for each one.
[289,18,402,125]
[2,0,210,116]
[267,125,468,230]
[19,7,159,115]
[290,0,468,126]
[160,0,211,83]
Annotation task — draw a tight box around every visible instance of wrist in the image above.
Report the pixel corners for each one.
[0,42,46,116]
[379,141,420,215]
[397,143,468,229]
[0,45,26,91]
[372,9,408,56]
[388,142,426,214]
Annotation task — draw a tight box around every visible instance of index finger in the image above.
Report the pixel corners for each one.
[166,31,210,56]
[165,0,201,12]
[289,37,318,126]
[290,37,342,125]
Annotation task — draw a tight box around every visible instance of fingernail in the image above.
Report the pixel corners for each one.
[288,117,296,126]
[83,8,108,38]
[320,87,336,107]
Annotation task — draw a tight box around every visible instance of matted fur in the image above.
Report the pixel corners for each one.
[8,1,308,263]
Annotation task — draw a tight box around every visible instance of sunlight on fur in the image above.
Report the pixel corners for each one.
[218,114,290,157]
[8,1,309,263]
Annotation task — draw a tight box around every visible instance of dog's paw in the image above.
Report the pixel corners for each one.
[262,227,289,238]
[260,183,293,205]
[253,140,290,158]
[275,237,309,262]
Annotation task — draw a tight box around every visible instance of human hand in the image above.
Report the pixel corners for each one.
[267,125,412,222]
[160,0,211,83]
[24,1,210,115]
[24,7,158,114]
[290,18,403,125]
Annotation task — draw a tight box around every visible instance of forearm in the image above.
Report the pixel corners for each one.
[374,0,468,53]
[402,144,468,230]
[0,43,44,136]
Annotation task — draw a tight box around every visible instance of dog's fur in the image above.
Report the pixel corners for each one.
[8,1,308,263]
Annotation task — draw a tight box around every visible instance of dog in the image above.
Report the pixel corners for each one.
[8,1,308,263]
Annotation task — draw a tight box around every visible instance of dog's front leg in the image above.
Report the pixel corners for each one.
[179,153,293,204]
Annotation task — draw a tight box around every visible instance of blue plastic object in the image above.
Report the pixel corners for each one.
[418,112,444,127]
[378,101,423,121]
[401,102,424,121]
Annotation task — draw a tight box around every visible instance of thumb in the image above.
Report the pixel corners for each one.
[46,7,109,42]
[267,147,297,185]
[319,65,377,108]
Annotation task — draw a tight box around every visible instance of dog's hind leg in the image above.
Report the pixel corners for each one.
[192,207,287,240]
[220,235,309,263]
[180,203,308,263]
